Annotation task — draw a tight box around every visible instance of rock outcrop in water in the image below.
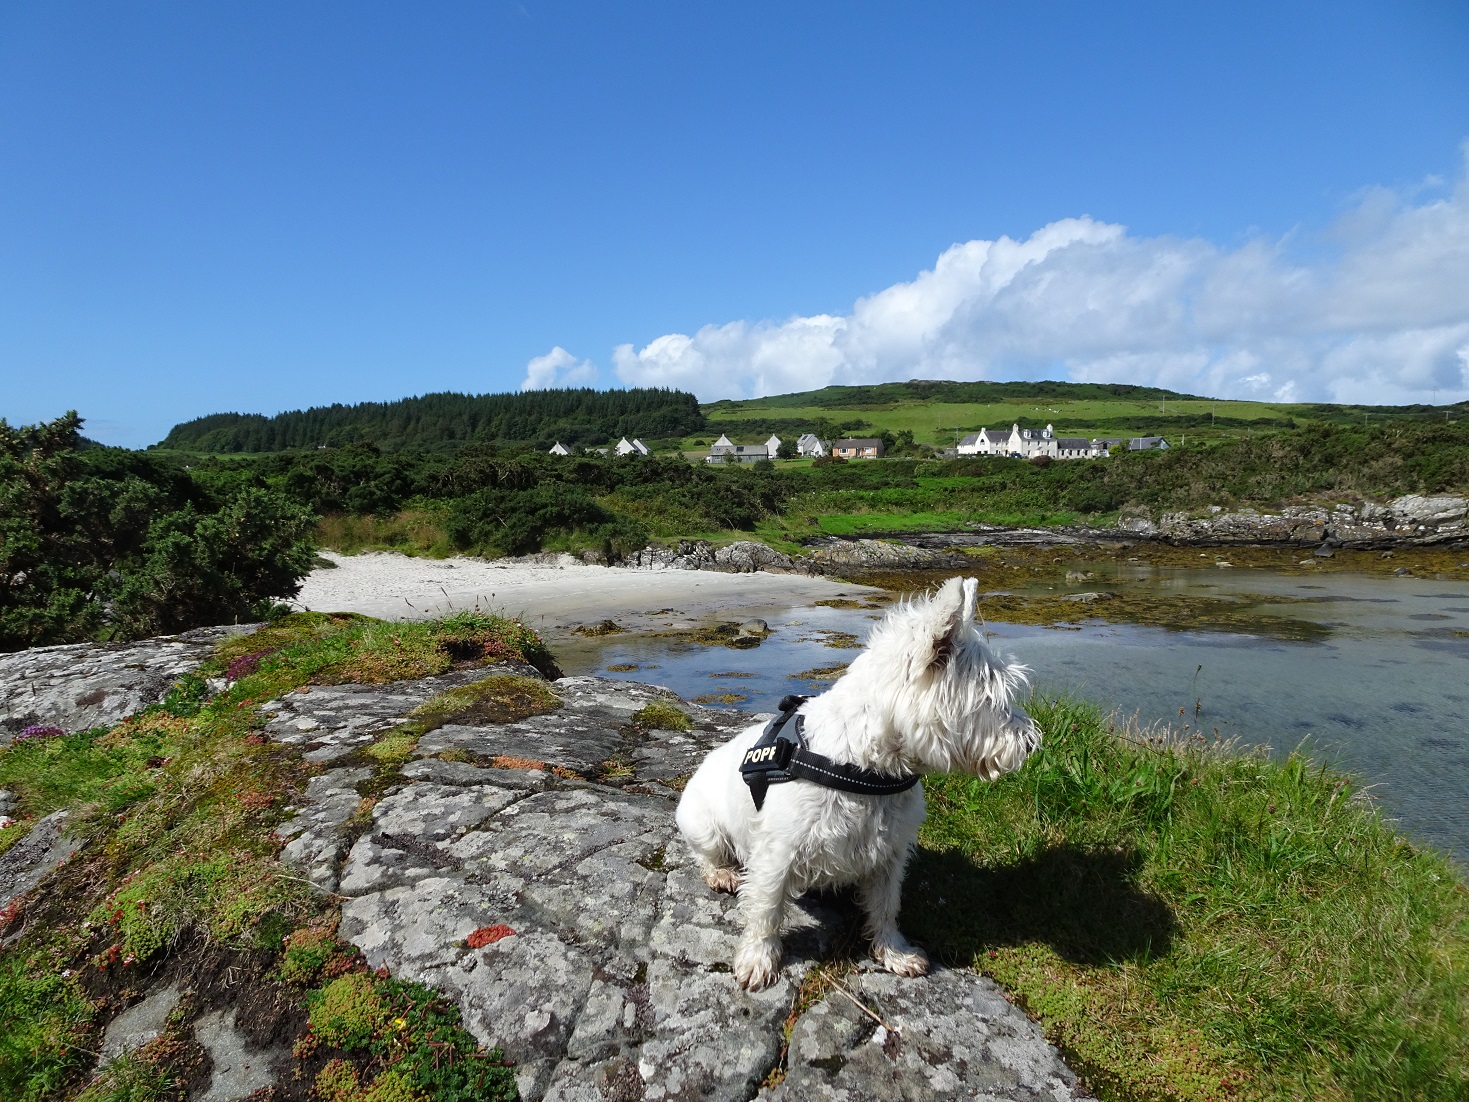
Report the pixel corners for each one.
[0,634,1092,1102]
[1120,494,1469,547]
[618,494,1469,575]
[627,537,966,574]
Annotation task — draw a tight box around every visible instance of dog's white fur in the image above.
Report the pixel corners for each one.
[675,576,1041,990]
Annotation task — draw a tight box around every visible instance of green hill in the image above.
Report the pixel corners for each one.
[701,379,1467,447]
[155,388,705,453]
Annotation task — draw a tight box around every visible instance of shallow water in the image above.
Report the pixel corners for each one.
[556,566,1469,867]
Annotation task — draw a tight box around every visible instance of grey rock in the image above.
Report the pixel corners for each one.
[371,782,521,841]
[99,983,182,1065]
[806,539,963,573]
[0,625,251,743]
[0,810,80,911]
[1391,494,1468,525]
[0,788,14,816]
[1140,494,1469,548]
[402,756,551,790]
[713,541,797,574]
[275,767,372,892]
[762,967,1092,1100]
[192,1007,284,1102]
[1116,516,1160,537]
[262,668,493,762]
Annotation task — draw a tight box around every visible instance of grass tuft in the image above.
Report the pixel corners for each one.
[631,701,693,731]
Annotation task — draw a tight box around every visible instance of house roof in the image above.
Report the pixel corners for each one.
[1056,437,1089,449]
[833,438,883,448]
[958,433,983,445]
[713,434,733,447]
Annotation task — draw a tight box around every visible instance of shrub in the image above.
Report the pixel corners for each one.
[0,413,317,650]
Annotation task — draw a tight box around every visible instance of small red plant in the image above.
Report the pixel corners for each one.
[466,924,515,948]
[239,789,275,812]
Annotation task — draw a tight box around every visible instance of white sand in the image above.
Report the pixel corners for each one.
[292,551,876,637]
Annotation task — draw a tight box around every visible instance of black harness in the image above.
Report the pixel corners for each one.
[739,695,922,811]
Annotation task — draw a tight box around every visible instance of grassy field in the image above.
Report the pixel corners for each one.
[697,381,1465,450]
[704,396,1292,445]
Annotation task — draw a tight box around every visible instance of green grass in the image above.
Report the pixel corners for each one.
[702,396,1308,450]
[631,700,693,731]
[908,697,1469,1102]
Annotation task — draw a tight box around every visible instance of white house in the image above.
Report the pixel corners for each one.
[765,434,782,455]
[956,428,1003,456]
[706,434,770,463]
[548,441,571,456]
[958,424,1146,461]
[796,433,826,457]
[615,437,651,457]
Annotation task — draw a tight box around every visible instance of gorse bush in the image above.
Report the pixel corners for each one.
[0,413,317,651]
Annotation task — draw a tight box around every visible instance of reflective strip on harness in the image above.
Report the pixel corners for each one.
[739,695,920,811]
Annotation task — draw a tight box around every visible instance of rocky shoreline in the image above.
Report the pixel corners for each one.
[0,632,1092,1102]
[622,493,1469,577]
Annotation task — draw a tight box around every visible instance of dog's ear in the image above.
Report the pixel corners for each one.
[926,577,968,668]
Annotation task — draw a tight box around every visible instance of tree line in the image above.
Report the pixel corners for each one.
[155,387,706,453]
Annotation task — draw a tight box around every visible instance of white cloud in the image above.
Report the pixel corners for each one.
[613,145,1469,405]
[520,346,598,391]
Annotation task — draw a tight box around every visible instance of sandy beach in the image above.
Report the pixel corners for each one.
[291,551,879,637]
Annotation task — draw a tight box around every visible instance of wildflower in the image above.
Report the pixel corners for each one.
[15,724,65,743]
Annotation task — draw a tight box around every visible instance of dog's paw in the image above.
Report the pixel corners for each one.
[703,867,742,893]
[733,939,782,991]
[874,942,930,978]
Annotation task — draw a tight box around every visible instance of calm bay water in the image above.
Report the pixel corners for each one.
[556,566,1469,867]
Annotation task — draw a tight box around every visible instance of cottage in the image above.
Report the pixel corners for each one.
[548,441,571,456]
[705,434,771,463]
[958,424,1153,461]
[615,437,651,457]
[956,428,1003,456]
[765,434,782,455]
[796,432,827,458]
[831,437,885,459]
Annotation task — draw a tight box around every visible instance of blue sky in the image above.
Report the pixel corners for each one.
[2,2,1467,446]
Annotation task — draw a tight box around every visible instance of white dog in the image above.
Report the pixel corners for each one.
[675,576,1041,990]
